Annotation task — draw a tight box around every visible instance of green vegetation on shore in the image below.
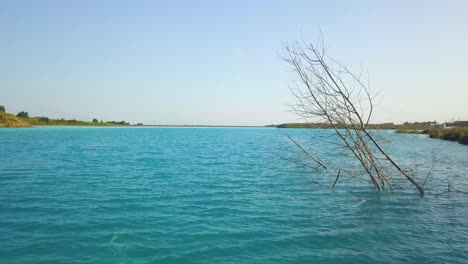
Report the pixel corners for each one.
[26,117,128,127]
[395,127,468,145]
[0,111,32,128]
[275,122,468,145]
[426,128,468,145]
[0,106,130,128]
[275,122,432,130]
[395,130,424,134]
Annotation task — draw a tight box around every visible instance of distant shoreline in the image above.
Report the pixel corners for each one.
[1,109,273,128]
[0,108,461,130]
[26,125,270,128]
[128,125,268,128]
[0,124,270,129]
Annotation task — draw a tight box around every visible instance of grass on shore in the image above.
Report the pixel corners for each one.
[277,122,468,146]
[0,111,128,128]
[0,112,32,128]
[395,129,425,134]
[26,117,123,127]
[426,128,468,145]
[396,127,468,145]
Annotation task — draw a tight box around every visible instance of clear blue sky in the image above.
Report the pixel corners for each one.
[1,0,467,125]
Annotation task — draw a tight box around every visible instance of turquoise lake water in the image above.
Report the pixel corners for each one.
[0,127,467,263]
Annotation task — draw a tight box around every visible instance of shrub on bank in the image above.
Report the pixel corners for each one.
[425,128,468,145]
[427,130,442,138]
[38,117,49,122]
[459,134,468,145]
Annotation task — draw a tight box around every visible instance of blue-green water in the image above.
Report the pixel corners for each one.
[0,127,467,263]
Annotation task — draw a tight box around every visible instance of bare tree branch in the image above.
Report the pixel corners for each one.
[283,36,426,195]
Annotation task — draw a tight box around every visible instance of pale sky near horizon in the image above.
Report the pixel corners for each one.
[1,0,467,125]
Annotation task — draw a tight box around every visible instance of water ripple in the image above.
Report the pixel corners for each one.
[0,127,467,263]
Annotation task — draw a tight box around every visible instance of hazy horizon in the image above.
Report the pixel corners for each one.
[2,0,467,126]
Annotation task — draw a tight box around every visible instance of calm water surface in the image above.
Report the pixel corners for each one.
[0,127,467,263]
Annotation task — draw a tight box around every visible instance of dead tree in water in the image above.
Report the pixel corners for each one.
[283,38,425,195]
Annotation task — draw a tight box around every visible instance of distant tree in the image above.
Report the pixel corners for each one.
[137,123,143,126]
[0,105,5,113]
[105,120,129,125]
[38,117,49,122]
[16,111,29,118]
[92,118,98,123]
